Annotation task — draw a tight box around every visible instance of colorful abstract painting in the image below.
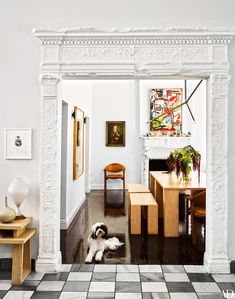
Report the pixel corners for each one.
[150,88,182,131]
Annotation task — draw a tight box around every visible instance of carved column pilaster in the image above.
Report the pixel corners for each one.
[204,73,231,273]
[36,75,62,272]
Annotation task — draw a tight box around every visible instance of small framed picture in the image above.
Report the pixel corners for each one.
[4,128,32,159]
[106,121,125,147]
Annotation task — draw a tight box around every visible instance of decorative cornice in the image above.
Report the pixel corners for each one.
[33,27,235,46]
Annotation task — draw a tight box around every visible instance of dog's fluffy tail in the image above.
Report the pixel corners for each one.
[105,237,124,251]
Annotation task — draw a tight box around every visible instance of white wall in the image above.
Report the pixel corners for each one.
[91,80,142,189]
[0,0,235,260]
[61,80,92,229]
[61,102,68,222]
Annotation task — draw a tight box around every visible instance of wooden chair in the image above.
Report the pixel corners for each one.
[104,163,126,215]
[185,191,206,245]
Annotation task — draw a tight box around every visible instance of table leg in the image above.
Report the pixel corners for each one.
[12,239,32,285]
[163,190,179,237]
[12,244,24,285]
[150,174,156,197]
[23,239,31,276]
[156,181,163,218]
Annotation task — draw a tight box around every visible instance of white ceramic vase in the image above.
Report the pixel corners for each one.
[8,178,29,220]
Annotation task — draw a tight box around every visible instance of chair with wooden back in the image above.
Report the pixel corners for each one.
[103,163,126,215]
[185,190,206,245]
[104,163,126,193]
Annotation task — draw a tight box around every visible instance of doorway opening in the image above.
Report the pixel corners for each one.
[60,78,207,265]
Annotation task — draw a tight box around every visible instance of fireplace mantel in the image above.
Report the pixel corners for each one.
[141,136,191,186]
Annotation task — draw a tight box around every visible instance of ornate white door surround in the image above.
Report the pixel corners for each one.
[34,28,234,273]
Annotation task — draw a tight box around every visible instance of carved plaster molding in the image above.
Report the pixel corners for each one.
[34,27,235,46]
[34,28,234,273]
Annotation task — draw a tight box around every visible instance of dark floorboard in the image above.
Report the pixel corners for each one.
[61,190,205,265]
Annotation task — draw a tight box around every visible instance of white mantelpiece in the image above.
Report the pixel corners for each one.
[34,28,234,273]
[141,137,191,186]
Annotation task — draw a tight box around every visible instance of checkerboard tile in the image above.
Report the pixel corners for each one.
[59,292,87,299]
[0,282,11,290]
[197,294,222,299]
[115,293,142,299]
[139,265,162,273]
[37,281,65,291]
[192,282,221,293]
[89,282,115,292]
[143,294,170,299]
[117,265,139,273]
[67,272,92,281]
[116,273,140,282]
[164,273,189,282]
[162,265,185,273]
[1,264,235,298]
[3,290,34,299]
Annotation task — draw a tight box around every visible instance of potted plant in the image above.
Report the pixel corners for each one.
[166,145,201,182]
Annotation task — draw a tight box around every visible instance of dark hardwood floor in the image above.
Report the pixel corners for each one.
[60,190,205,265]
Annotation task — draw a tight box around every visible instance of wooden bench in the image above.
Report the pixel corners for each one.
[128,184,150,193]
[129,193,158,235]
[0,218,36,285]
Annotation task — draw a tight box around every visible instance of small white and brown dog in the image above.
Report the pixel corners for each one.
[85,222,124,263]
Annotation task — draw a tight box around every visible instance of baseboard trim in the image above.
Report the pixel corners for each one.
[91,184,124,190]
[60,194,86,229]
[85,185,91,193]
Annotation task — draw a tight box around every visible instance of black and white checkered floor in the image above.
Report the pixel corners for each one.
[1,264,235,298]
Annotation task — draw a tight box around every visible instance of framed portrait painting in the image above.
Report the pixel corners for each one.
[4,128,32,159]
[73,106,84,180]
[106,121,125,147]
[150,88,182,131]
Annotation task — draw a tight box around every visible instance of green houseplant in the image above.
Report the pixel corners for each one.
[166,145,201,182]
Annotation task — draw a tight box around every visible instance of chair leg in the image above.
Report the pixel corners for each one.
[104,191,107,216]
[122,191,126,216]
[185,197,189,234]
[104,176,107,193]
[104,172,107,216]
[191,212,196,245]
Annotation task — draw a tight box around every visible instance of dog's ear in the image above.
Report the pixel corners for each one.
[101,224,108,238]
[91,231,97,239]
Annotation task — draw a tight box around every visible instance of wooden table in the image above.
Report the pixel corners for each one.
[0,218,36,285]
[150,171,206,237]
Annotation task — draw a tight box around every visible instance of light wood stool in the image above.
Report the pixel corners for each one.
[0,218,36,285]
[129,193,158,235]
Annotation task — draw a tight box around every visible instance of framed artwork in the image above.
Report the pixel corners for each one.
[106,121,125,147]
[150,88,182,131]
[73,106,84,180]
[4,128,32,159]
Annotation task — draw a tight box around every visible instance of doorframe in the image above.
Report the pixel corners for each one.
[85,116,91,193]
[34,28,234,273]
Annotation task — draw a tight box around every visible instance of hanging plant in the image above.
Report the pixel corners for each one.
[166,145,201,182]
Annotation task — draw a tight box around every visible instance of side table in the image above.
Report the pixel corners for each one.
[0,217,36,285]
